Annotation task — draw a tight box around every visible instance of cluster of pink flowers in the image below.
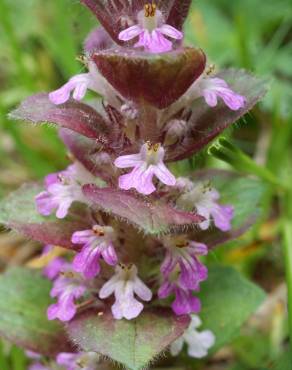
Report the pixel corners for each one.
[32,0,243,324]
[35,157,234,322]
[9,0,266,365]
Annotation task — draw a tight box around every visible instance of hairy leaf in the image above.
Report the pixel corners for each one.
[10,93,109,139]
[83,184,204,234]
[199,265,266,351]
[165,0,192,30]
[0,268,70,356]
[60,128,112,183]
[92,47,206,109]
[68,308,190,370]
[0,183,92,249]
[166,69,268,161]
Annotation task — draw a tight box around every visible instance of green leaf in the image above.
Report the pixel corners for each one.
[0,183,45,225]
[198,265,266,351]
[68,308,190,370]
[0,268,69,356]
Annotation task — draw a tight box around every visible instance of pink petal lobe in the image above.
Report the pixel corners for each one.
[158,24,183,39]
[118,25,143,41]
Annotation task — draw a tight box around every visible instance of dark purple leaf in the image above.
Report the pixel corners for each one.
[83,184,204,234]
[165,69,268,161]
[67,308,190,370]
[165,0,192,30]
[92,47,206,109]
[10,93,110,139]
[59,129,113,183]
[0,183,92,250]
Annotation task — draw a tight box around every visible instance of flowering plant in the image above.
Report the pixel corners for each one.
[0,1,268,369]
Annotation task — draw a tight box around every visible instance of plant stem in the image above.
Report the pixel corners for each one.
[282,189,292,352]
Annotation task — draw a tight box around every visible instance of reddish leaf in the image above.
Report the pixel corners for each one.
[83,184,204,234]
[59,129,113,183]
[10,93,110,139]
[166,0,192,30]
[92,47,206,109]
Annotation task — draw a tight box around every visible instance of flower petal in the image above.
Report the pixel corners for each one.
[119,25,143,41]
[211,204,234,232]
[99,275,119,299]
[153,162,176,187]
[158,24,183,40]
[133,277,152,301]
[114,154,143,168]
[101,243,118,266]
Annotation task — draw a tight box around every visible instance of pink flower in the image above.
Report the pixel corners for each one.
[48,61,118,106]
[161,236,208,290]
[114,142,176,195]
[43,257,68,280]
[72,225,118,279]
[118,3,183,53]
[201,77,246,110]
[158,279,201,316]
[35,163,94,219]
[186,76,245,111]
[49,74,93,105]
[177,180,234,232]
[99,264,152,320]
[47,273,86,322]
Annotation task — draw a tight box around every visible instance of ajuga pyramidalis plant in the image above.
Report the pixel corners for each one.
[0,1,268,369]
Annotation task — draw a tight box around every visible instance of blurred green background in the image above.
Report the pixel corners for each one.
[0,0,292,369]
